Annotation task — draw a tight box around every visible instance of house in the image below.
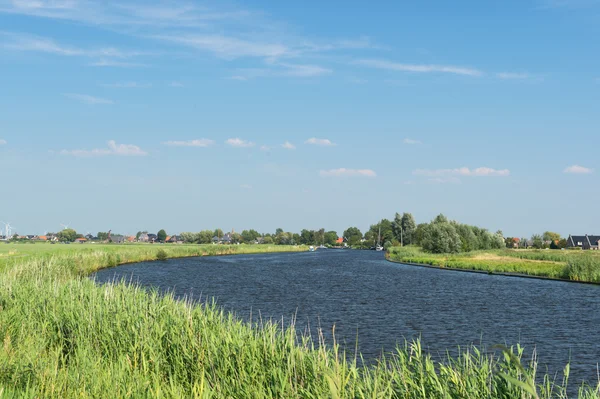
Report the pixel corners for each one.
[511,237,520,248]
[111,235,126,244]
[567,234,600,250]
[126,236,135,243]
[74,237,87,244]
[165,235,182,244]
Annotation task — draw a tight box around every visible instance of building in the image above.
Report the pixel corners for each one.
[566,234,600,250]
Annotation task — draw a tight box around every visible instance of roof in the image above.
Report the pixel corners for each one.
[336,237,344,243]
[75,237,87,241]
[568,235,600,246]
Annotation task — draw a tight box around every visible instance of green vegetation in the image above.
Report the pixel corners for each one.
[388,246,600,283]
[1,243,599,397]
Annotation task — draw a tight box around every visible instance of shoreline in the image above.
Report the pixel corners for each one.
[385,256,600,286]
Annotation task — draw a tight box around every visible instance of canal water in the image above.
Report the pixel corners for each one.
[93,249,600,388]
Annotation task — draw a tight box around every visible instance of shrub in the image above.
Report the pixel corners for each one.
[156,249,168,261]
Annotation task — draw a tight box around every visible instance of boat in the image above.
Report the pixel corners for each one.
[309,246,315,252]
[375,226,384,251]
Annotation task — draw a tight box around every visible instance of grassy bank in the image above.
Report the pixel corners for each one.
[1,244,599,397]
[387,246,600,283]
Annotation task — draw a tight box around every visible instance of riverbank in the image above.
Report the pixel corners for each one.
[387,247,600,283]
[0,244,597,397]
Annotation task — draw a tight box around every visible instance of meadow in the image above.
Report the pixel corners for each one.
[1,242,599,398]
[387,246,600,283]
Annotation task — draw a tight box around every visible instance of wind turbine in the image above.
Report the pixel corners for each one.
[1,221,14,240]
[60,222,71,230]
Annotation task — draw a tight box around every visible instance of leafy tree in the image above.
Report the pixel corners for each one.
[241,229,261,243]
[180,232,199,243]
[557,238,568,249]
[393,213,417,245]
[292,233,301,245]
[413,223,428,245]
[383,241,393,251]
[343,227,362,247]
[543,231,561,242]
[136,231,147,240]
[157,229,167,243]
[505,237,516,248]
[213,229,223,239]
[198,230,213,244]
[97,232,109,241]
[275,231,291,245]
[300,229,315,245]
[262,236,273,244]
[231,233,242,244]
[324,231,338,246]
[421,222,461,254]
[531,234,543,249]
[57,228,78,242]
[275,228,284,236]
[433,214,449,224]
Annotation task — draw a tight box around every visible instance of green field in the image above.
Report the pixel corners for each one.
[1,243,599,398]
[387,246,600,283]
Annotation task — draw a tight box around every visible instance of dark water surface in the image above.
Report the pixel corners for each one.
[93,250,600,387]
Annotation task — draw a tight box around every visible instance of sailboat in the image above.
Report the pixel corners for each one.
[375,226,384,251]
[318,233,327,249]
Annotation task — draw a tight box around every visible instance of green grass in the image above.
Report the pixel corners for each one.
[387,246,600,283]
[1,243,599,397]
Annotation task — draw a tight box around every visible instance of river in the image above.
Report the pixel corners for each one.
[92,249,600,388]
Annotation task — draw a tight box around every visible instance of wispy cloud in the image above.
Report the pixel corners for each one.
[163,139,215,147]
[155,34,289,60]
[403,138,422,145]
[1,32,149,67]
[282,141,296,150]
[100,81,151,88]
[169,81,184,87]
[319,168,377,178]
[260,145,271,151]
[0,139,6,145]
[355,59,483,77]
[305,138,336,146]
[564,165,593,174]
[60,140,147,157]
[496,72,532,80]
[89,59,148,68]
[413,167,510,177]
[226,138,255,147]
[63,93,113,105]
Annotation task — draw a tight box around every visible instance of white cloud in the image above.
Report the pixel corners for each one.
[355,59,483,77]
[89,59,148,68]
[305,138,336,146]
[169,81,184,87]
[63,93,113,105]
[413,167,510,177]
[281,141,295,150]
[0,139,6,145]
[277,63,332,77]
[403,138,422,145]
[60,140,147,157]
[564,165,593,174]
[163,139,215,147]
[319,168,377,178]
[496,72,531,80]
[226,138,254,147]
[101,81,151,88]
[155,34,289,60]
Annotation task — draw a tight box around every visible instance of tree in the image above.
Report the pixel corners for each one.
[433,214,449,224]
[57,228,78,242]
[324,231,338,246]
[557,238,568,249]
[136,231,147,240]
[392,213,417,245]
[421,222,461,254]
[180,232,199,243]
[97,232,109,241]
[413,223,428,245]
[262,236,273,244]
[213,229,223,239]
[241,229,261,243]
[531,234,543,249]
[343,227,362,247]
[300,229,315,245]
[275,228,284,236]
[198,230,213,244]
[543,231,561,243]
[157,229,167,243]
[231,232,242,244]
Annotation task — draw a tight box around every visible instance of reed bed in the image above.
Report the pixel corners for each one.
[1,244,599,397]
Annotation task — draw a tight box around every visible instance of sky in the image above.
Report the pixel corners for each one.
[0,0,599,238]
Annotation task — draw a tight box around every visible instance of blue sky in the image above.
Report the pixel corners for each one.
[1,0,599,237]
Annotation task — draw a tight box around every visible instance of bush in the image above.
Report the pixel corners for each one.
[156,249,168,261]
[383,241,393,250]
